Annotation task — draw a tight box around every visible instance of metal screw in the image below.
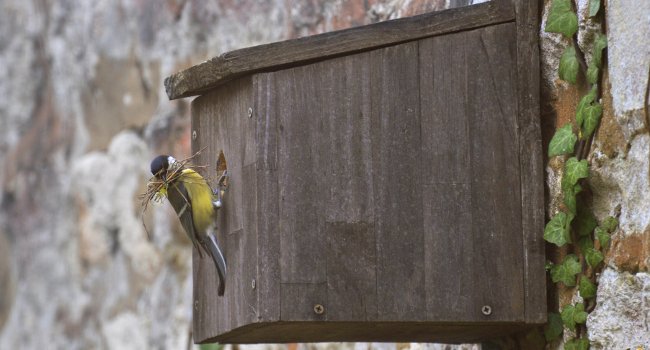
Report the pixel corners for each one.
[481,305,492,316]
[194,300,199,311]
[192,130,197,140]
[247,107,253,118]
[313,304,325,315]
[251,279,256,290]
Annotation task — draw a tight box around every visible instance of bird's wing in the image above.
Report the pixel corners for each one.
[179,169,215,232]
[166,179,201,249]
[179,169,228,296]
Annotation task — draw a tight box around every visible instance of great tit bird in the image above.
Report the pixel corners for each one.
[150,155,227,296]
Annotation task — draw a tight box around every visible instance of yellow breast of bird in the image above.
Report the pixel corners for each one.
[179,168,215,232]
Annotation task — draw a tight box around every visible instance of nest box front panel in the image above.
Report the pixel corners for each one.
[251,22,524,325]
[190,19,543,343]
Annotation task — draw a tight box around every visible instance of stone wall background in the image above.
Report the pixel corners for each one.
[0,0,647,349]
[540,0,650,349]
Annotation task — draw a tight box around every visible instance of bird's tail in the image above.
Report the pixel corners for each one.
[204,233,227,296]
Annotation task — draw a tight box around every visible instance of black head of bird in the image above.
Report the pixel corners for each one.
[150,155,177,181]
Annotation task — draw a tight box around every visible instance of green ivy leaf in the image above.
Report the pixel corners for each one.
[574,303,588,324]
[585,247,604,268]
[602,216,619,233]
[545,261,554,271]
[589,0,601,17]
[582,102,603,138]
[544,212,571,246]
[560,305,578,331]
[560,46,580,84]
[578,236,594,255]
[576,86,598,128]
[544,312,564,341]
[564,184,581,214]
[563,157,589,190]
[549,124,577,157]
[592,34,608,68]
[579,275,597,299]
[561,303,588,331]
[545,0,578,38]
[595,226,611,247]
[565,338,590,350]
[587,64,599,84]
[551,254,581,286]
[575,202,597,237]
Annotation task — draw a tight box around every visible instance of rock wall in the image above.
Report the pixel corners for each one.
[540,0,650,349]
[0,0,647,349]
[0,0,481,349]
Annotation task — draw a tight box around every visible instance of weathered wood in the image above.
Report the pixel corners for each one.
[317,54,377,322]
[186,2,545,342]
[326,222,377,321]
[253,73,281,324]
[265,52,380,322]
[514,0,547,324]
[465,23,523,321]
[419,23,524,322]
[191,78,256,342]
[273,64,328,287]
[164,0,514,99]
[420,31,474,321]
[214,321,531,343]
[369,42,426,322]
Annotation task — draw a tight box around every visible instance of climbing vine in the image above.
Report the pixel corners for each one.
[542,0,618,348]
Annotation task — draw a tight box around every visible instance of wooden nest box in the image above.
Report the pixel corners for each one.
[165,0,545,344]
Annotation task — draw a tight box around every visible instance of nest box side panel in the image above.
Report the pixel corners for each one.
[419,22,524,322]
[191,77,258,343]
[514,0,546,324]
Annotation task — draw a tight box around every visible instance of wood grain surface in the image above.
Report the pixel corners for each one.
[165,0,514,99]
[188,0,545,342]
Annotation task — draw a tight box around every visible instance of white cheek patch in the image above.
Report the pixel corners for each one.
[167,156,178,169]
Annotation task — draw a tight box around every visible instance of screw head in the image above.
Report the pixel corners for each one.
[481,305,492,316]
[247,107,253,118]
[194,300,199,311]
[192,130,197,140]
[251,279,256,290]
[313,304,325,315]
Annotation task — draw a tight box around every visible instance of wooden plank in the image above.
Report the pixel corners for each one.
[326,222,377,321]
[513,0,546,324]
[190,78,254,342]
[253,73,281,323]
[307,53,379,322]
[280,283,328,321]
[213,321,533,344]
[370,42,425,321]
[419,23,524,322]
[422,183,474,319]
[164,0,514,99]
[259,52,379,322]
[238,164,258,327]
[419,30,476,321]
[273,64,327,285]
[320,54,375,226]
[465,23,523,321]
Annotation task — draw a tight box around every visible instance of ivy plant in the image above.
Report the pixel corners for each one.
[542,0,619,347]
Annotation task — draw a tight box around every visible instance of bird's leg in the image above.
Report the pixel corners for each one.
[213,170,228,210]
